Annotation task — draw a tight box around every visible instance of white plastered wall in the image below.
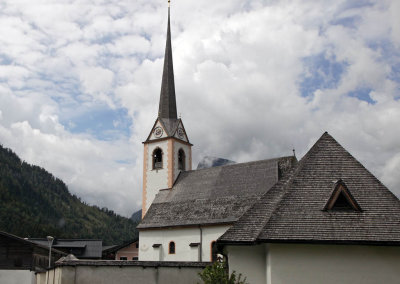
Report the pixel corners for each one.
[139,225,230,262]
[145,140,169,212]
[226,243,400,284]
[226,244,267,284]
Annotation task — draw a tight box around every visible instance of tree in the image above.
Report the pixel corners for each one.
[198,260,247,284]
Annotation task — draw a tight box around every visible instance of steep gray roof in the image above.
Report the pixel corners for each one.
[137,156,297,229]
[158,6,177,119]
[160,118,180,136]
[219,132,400,245]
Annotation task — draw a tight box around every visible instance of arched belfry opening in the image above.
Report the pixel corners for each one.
[153,148,163,169]
[178,149,185,171]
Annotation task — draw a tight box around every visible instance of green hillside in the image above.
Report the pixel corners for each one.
[0,144,138,245]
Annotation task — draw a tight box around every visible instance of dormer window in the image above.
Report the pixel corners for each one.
[178,149,185,171]
[153,148,163,169]
[324,180,361,211]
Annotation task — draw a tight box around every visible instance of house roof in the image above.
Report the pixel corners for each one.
[0,231,66,255]
[29,238,103,258]
[137,156,297,229]
[218,132,400,245]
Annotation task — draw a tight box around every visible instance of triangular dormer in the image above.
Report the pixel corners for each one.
[324,180,361,211]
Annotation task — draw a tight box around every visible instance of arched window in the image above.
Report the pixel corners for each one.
[178,149,185,171]
[211,241,218,262]
[169,241,175,254]
[153,148,163,169]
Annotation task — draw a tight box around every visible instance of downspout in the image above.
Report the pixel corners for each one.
[199,226,202,262]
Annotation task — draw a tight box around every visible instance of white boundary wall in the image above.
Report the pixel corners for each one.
[0,270,35,284]
[36,262,207,284]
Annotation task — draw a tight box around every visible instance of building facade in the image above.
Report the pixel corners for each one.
[136,3,400,284]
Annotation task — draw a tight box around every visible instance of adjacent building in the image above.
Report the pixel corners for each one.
[136,3,400,284]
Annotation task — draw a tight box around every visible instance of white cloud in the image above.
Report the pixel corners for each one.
[0,0,399,218]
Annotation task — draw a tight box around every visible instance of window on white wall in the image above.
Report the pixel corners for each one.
[153,148,163,169]
[211,241,218,262]
[169,241,175,254]
[178,149,185,171]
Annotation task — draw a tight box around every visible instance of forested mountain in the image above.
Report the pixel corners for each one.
[0,144,138,245]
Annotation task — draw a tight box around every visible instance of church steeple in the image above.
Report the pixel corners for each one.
[158,2,177,119]
[142,1,192,218]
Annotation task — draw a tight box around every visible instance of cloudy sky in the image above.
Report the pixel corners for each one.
[0,0,399,217]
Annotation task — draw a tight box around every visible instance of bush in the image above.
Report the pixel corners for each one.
[198,260,247,284]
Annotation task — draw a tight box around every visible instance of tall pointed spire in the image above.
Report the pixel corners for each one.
[158,1,177,119]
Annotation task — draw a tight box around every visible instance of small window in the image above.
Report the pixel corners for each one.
[211,241,218,262]
[153,148,163,169]
[135,243,139,249]
[120,256,127,260]
[132,257,138,260]
[169,241,175,254]
[178,149,185,171]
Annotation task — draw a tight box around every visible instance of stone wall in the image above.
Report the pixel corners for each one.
[36,260,209,284]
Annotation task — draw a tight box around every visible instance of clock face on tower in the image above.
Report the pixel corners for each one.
[154,126,163,138]
[177,127,184,138]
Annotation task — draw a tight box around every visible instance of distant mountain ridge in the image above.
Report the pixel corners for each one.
[130,209,142,223]
[0,144,138,245]
[197,156,236,169]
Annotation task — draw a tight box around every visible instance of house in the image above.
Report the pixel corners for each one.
[136,3,400,284]
[102,239,139,260]
[0,231,65,284]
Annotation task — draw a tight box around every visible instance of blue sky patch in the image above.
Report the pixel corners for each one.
[62,106,132,140]
[299,53,347,98]
[347,87,376,104]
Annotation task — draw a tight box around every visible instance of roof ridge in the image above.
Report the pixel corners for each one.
[187,156,295,174]
[218,132,342,243]
[249,132,342,240]
[244,154,308,242]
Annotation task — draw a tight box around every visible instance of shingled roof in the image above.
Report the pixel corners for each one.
[218,132,400,245]
[137,156,297,229]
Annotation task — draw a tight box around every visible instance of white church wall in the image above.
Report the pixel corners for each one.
[139,225,230,262]
[145,140,169,212]
[226,243,400,284]
[226,244,266,284]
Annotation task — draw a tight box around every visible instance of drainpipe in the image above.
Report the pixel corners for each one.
[199,226,202,262]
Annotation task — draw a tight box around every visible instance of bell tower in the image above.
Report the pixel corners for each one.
[142,2,192,217]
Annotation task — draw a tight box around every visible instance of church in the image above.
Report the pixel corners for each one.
[136,3,400,284]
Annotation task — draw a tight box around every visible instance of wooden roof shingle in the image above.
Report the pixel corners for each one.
[218,132,400,245]
[137,156,297,229]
